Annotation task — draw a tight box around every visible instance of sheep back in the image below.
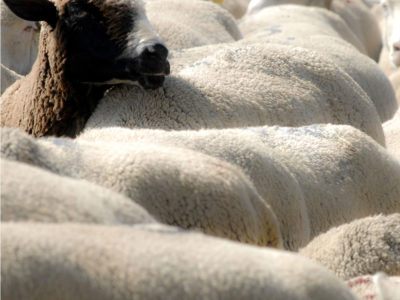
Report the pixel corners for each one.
[1,222,357,300]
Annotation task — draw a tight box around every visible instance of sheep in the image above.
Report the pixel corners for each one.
[239,4,398,121]
[347,273,400,300]
[300,214,400,280]
[246,0,332,15]
[245,0,382,61]
[1,158,156,225]
[85,42,385,146]
[0,1,39,75]
[383,109,400,161]
[242,3,367,54]
[143,0,242,50]
[79,127,310,251]
[1,222,358,300]
[2,128,304,250]
[79,123,400,243]
[1,64,21,94]
[330,0,382,61]
[0,0,170,137]
[218,0,252,18]
[1,127,282,248]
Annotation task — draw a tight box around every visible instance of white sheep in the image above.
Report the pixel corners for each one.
[80,127,310,251]
[85,42,385,146]
[246,0,332,15]
[1,64,21,94]
[1,158,156,225]
[218,0,252,18]
[245,0,382,60]
[0,0,170,137]
[330,0,382,61]
[241,3,367,53]
[347,273,400,300]
[239,4,398,121]
[144,0,242,50]
[79,124,400,243]
[300,214,400,280]
[1,127,282,248]
[383,109,400,161]
[1,222,358,300]
[0,1,39,75]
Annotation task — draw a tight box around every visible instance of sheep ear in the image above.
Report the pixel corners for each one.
[3,0,58,27]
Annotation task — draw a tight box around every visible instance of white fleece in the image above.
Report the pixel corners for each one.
[1,127,282,248]
[1,222,358,300]
[1,158,156,225]
[300,214,400,280]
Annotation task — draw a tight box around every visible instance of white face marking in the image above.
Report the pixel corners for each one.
[121,10,165,59]
[381,0,400,67]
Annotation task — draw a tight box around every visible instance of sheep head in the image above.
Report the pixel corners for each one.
[3,0,170,89]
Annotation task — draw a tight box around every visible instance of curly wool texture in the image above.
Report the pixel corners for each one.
[80,124,400,243]
[0,23,92,137]
[1,127,282,248]
[85,43,384,145]
[1,222,357,300]
[1,159,156,225]
[144,0,242,50]
[239,5,397,122]
[300,214,400,280]
[81,126,310,250]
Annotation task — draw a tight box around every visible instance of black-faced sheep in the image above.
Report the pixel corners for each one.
[85,42,385,145]
[1,0,170,137]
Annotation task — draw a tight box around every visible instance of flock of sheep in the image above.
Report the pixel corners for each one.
[1,0,400,299]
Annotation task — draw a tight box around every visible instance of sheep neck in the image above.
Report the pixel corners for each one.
[1,25,107,138]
